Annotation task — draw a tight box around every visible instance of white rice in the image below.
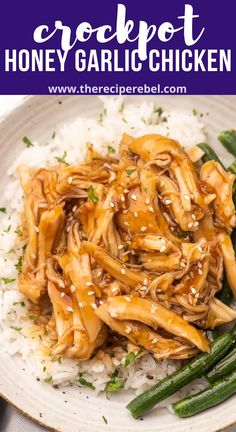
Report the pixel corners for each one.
[0,96,207,402]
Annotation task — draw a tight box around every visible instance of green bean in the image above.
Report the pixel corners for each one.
[197,143,224,167]
[172,368,236,418]
[126,334,234,418]
[216,277,233,305]
[206,346,236,383]
[218,130,236,157]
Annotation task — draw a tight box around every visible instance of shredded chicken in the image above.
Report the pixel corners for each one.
[17,133,236,361]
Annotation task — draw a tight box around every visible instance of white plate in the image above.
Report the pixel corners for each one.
[0,95,235,432]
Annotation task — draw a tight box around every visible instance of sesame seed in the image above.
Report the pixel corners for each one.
[99,300,104,305]
[88,291,95,296]
[68,176,73,184]
[124,189,129,194]
[124,221,129,226]
[134,211,138,218]
[145,198,150,205]
[152,337,158,343]
[34,226,39,233]
[72,205,77,212]
[198,262,202,268]
[78,302,84,308]
[112,287,118,294]
[195,293,200,299]
[120,268,126,274]
[180,261,186,268]
[97,271,102,277]
[131,250,136,255]
[110,312,118,318]
[160,181,165,187]
[144,278,148,286]
[91,303,97,310]
[118,245,123,250]
[191,287,197,294]
[165,199,172,205]
[140,286,147,291]
[123,209,128,214]
[160,238,166,244]
[125,296,131,302]
[184,194,190,200]
[194,221,199,227]
[86,281,94,287]
[58,280,65,288]
[150,305,157,314]
[131,194,137,201]
[190,271,194,279]
[70,285,76,293]
[67,306,74,312]
[198,246,203,252]
[198,269,203,275]
[192,214,196,220]
[149,206,154,213]
[160,245,167,253]
[141,226,147,232]
[188,222,193,228]
[120,195,125,202]
[125,326,132,334]
[60,292,65,298]
[110,202,115,208]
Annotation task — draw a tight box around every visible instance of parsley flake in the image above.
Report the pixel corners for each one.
[87,185,99,203]
[23,136,34,148]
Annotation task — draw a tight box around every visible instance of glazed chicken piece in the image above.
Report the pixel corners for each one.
[96,303,198,360]
[19,204,65,303]
[107,296,210,352]
[18,132,236,365]
[200,160,236,230]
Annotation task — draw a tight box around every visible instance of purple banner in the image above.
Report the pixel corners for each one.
[0,0,235,94]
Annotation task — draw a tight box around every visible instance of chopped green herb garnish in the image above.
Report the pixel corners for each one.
[52,131,56,139]
[119,103,124,113]
[0,208,6,213]
[2,278,15,284]
[154,106,163,116]
[107,145,116,154]
[123,243,129,252]
[55,150,69,165]
[98,109,106,124]
[15,227,22,236]
[87,185,99,204]
[43,366,46,372]
[144,187,148,192]
[127,149,136,157]
[125,351,139,367]
[11,326,22,332]
[102,416,108,424]
[4,225,11,233]
[192,108,197,116]
[108,368,119,379]
[78,377,95,390]
[15,256,23,274]
[44,376,52,383]
[8,248,15,254]
[126,169,136,176]
[29,315,36,321]
[13,301,25,307]
[106,378,123,393]
[122,117,127,123]
[23,136,34,148]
